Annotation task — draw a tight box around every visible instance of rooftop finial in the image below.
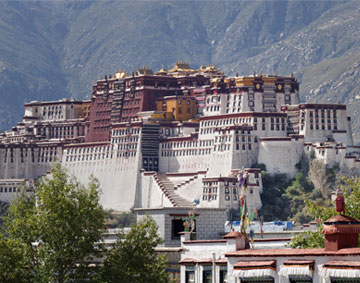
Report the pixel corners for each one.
[335,188,345,215]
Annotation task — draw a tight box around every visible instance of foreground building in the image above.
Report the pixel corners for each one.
[180,214,360,283]
[0,63,359,214]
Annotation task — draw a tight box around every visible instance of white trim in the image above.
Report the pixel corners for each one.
[279,266,313,283]
[320,268,360,283]
[233,268,276,279]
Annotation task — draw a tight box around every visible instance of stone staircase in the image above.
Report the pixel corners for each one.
[154,174,193,207]
[174,175,198,190]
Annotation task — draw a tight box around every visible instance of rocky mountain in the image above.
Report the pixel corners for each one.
[1,0,359,140]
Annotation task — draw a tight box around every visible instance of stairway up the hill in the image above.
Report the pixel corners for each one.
[156,174,193,207]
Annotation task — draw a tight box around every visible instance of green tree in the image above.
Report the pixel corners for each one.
[259,172,292,221]
[283,172,315,224]
[0,235,33,283]
[290,177,360,248]
[0,200,9,230]
[3,164,106,283]
[100,214,169,283]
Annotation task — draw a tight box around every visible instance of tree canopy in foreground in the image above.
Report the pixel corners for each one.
[2,164,106,283]
[100,214,169,283]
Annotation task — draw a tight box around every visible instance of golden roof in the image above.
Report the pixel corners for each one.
[155,65,167,75]
[114,69,128,79]
[168,61,196,74]
[136,65,153,76]
[204,64,220,72]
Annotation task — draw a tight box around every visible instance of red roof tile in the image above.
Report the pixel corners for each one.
[325,215,359,223]
[183,239,226,244]
[197,258,212,264]
[215,258,227,264]
[179,258,212,264]
[225,248,360,257]
[283,260,314,265]
[323,261,360,268]
[233,260,276,270]
[179,258,196,264]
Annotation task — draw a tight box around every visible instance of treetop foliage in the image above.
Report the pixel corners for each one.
[100,214,169,283]
[3,164,107,282]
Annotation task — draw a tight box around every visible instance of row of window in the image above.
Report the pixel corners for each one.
[205,105,220,112]
[67,146,113,154]
[112,128,141,136]
[309,124,337,130]
[96,102,112,108]
[185,266,227,283]
[38,125,80,136]
[225,108,241,114]
[201,118,253,127]
[308,110,337,118]
[122,108,139,114]
[42,111,64,118]
[112,137,139,144]
[93,126,110,132]
[161,140,213,149]
[65,153,113,162]
[161,149,211,157]
[0,187,20,193]
[95,111,111,117]
[234,136,256,143]
[116,151,137,158]
[202,194,217,201]
[123,99,141,106]
[203,187,218,194]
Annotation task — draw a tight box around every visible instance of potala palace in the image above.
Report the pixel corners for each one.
[0,62,358,213]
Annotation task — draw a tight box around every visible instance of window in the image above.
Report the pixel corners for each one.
[185,266,195,283]
[289,276,312,283]
[241,278,274,283]
[220,269,228,283]
[202,266,212,283]
[171,219,184,240]
[330,278,360,283]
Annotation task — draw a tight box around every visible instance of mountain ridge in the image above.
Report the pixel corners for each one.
[1,0,359,139]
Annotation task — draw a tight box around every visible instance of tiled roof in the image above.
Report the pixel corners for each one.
[233,260,276,270]
[323,261,360,268]
[325,215,360,224]
[283,260,314,265]
[225,248,360,257]
[215,258,227,264]
[183,239,226,244]
[179,258,213,264]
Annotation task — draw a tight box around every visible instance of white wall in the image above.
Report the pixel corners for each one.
[258,138,304,177]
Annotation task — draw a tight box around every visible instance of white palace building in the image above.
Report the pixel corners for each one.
[3,65,360,282]
[0,65,358,215]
